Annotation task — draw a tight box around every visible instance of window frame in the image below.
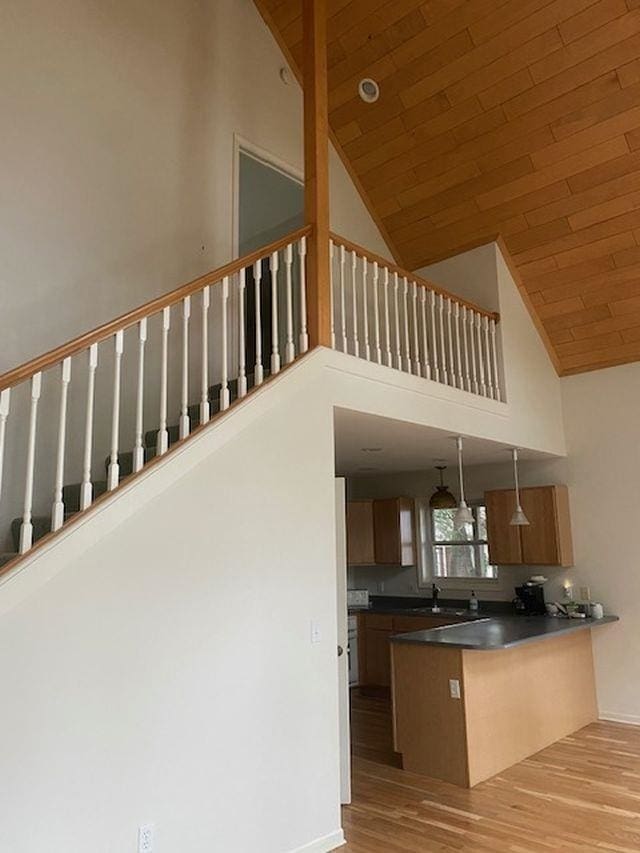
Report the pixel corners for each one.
[415,498,506,592]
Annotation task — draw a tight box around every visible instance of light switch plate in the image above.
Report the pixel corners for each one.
[449,679,461,700]
[311,620,322,644]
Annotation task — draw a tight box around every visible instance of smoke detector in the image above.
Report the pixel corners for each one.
[358,78,380,103]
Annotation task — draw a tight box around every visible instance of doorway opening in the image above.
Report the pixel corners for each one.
[235,144,304,378]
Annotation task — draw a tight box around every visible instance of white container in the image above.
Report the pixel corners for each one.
[591,602,604,620]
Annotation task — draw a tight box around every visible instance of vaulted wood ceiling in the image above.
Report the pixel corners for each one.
[255,0,640,375]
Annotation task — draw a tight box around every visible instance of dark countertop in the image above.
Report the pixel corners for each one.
[348,595,514,620]
[390,614,619,650]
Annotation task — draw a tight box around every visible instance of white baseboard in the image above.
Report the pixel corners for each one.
[288,829,346,853]
[599,712,640,726]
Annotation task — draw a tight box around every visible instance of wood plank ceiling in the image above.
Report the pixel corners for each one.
[255,0,640,375]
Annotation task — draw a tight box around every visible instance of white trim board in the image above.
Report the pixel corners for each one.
[599,712,640,727]
[288,829,346,853]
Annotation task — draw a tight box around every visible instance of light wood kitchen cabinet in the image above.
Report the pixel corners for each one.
[346,501,375,565]
[346,498,416,567]
[358,612,465,688]
[485,485,574,567]
[372,498,415,566]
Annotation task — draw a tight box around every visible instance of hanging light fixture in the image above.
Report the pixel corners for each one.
[509,447,530,526]
[429,466,457,510]
[453,436,474,529]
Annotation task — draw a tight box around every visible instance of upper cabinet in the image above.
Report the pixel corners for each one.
[346,501,375,565]
[346,498,416,566]
[485,485,574,567]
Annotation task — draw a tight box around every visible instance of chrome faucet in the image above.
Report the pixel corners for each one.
[432,583,441,614]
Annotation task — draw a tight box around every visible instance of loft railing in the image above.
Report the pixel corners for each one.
[0,226,500,572]
[0,227,311,569]
[329,233,503,401]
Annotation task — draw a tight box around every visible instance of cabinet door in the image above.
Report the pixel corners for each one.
[485,489,523,565]
[520,486,574,566]
[363,628,392,687]
[346,501,375,565]
[373,498,416,566]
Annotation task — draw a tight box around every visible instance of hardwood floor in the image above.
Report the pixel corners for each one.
[343,688,640,852]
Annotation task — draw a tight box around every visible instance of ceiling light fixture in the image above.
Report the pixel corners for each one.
[358,78,380,103]
[510,448,530,526]
[453,436,474,529]
[429,466,457,510]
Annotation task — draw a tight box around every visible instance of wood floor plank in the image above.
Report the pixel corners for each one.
[343,690,640,852]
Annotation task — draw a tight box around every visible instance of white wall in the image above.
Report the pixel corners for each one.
[0,353,344,853]
[0,0,389,373]
[416,243,564,455]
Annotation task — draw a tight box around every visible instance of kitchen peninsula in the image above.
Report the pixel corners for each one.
[391,615,618,788]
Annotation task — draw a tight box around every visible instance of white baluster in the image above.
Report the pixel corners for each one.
[393,272,401,369]
[454,303,463,389]
[254,259,264,385]
[157,306,170,455]
[420,289,431,379]
[80,344,98,511]
[0,388,9,504]
[19,372,42,553]
[220,276,230,410]
[133,318,147,473]
[200,287,211,423]
[446,298,455,387]
[476,312,486,396]
[469,310,479,395]
[490,317,501,402]
[430,291,439,382]
[179,296,191,440]
[351,250,359,357]
[270,252,281,374]
[372,261,381,364]
[339,244,347,354]
[361,255,370,361]
[298,237,309,353]
[51,358,71,531]
[461,307,470,393]
[284,245,295,364]
[402,277,411,372]
[330,241,336,350]
[238,271,248,395]
[411,282,421,376]
[438,295,447,384]
[383,268,392,367]
[483,316,494,399]
[107,330,124,491]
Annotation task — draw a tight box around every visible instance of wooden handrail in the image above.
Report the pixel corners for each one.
[0,226,312,392]
[330,232,500,323]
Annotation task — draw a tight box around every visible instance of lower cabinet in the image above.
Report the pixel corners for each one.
[357,612,463,688]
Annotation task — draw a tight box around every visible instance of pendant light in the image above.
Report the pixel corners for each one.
[453,436,474,529]
[509,447,530,526]
[429,466,457,510]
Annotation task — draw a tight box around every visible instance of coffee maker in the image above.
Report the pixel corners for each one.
[513,584,546,615]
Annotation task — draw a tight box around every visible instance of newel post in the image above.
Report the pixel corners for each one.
[303,0,332,349]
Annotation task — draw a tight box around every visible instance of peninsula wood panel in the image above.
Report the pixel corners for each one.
[256,0,640,374]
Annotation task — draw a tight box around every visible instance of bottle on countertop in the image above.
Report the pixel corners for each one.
[469,590,479,612]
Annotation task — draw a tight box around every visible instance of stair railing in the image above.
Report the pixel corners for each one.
[0,226,311,565]
[329,233,502,401]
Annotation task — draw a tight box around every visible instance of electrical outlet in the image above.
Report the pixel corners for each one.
[562,582,573,601]
[449,679,461,700]
[580,586,591,602]
[138,824,154,853]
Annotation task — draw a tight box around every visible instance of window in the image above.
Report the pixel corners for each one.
[417,501,498,584]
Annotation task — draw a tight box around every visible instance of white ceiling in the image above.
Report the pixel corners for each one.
[334,408,554,476]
